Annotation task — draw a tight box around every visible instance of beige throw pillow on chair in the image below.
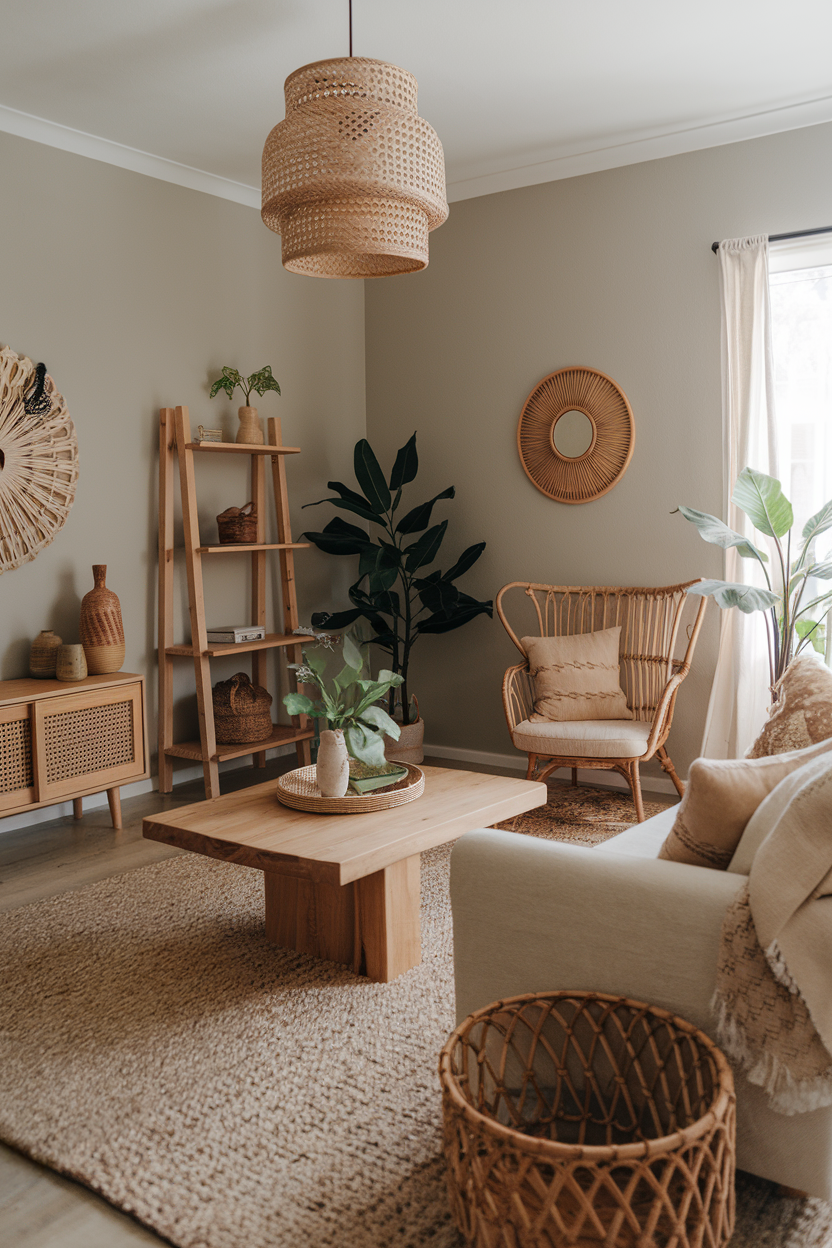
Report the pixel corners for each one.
[522,627,632,723]
[659,736,832,870]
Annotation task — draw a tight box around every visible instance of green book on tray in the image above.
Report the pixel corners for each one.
[348,762,409,794]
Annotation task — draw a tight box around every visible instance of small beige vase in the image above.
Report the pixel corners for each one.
[316,729,350,798]
[29,629,63,678]
[236,406,264,445]
[56,644,87,682]
[80,565,125,674]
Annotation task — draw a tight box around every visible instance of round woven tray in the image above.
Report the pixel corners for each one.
[276,763,424,815]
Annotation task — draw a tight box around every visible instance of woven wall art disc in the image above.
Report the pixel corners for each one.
[517,366,635,504]
[0,345,78,573]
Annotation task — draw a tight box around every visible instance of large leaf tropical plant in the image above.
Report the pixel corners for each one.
[300,434,493,723]
[677,466,832,695]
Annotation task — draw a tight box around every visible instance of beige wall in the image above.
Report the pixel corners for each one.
[0,131,366,770]
[364,121,832,781]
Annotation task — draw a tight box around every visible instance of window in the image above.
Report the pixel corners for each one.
[769,236,832,664]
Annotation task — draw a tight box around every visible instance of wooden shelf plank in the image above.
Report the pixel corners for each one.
[166,633,305,658]
[165,724,315,763]
[196,543,310,554]
[186,441,300,455]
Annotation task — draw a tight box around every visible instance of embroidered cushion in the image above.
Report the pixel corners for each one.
[522,627,632,723]
[746,654,832,757]
[659,736,832,871]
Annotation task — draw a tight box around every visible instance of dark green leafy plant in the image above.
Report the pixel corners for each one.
[283,632,403,766]
[210,366,281,405]
[677,466,832,694]
[301,434,493,723]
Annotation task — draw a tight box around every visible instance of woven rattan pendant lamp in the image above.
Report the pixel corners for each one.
[261,2,448,278]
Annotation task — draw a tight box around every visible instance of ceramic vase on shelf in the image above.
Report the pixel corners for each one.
[316,729,350,798]
[56,644,87,682]
[236,406,264,445]
[29,630,63,678]
[80,565,125,674]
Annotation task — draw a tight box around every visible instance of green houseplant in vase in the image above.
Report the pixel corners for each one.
[283,631,404,798]
[210,365,281,445]
[300,434,493,763]
[677,466,832,696]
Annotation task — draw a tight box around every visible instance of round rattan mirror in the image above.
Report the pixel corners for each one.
[517,367,634,504]
[0,345,78,573]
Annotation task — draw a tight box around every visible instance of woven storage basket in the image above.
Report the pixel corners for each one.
[439,991,735,1248]
[212,673,273,744]
[217,502,257,544]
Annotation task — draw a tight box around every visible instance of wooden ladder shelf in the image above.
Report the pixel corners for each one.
[158,405,313,800]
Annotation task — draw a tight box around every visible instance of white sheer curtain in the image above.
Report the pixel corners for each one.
[701,236,779,759]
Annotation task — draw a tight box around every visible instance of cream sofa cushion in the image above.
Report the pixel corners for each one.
[522,627,632,723]
[512,717,651,759]
[747,654,832,757]
[659,737,832,870]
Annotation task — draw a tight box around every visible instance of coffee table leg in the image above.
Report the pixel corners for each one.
[263,872,355,967]
[355,854,421,983]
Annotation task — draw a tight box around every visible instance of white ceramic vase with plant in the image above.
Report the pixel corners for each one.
[283,631,404,798]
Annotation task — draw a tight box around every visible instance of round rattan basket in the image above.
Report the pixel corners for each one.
[213,672,273,744]
[439,991,735,1248]
[276,763,424,814]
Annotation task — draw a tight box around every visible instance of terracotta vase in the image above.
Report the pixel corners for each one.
[316,729,350,798]
[56,644,87,682]
[80,565,125,674]
[236,406,264,445]
[29,629,63,678]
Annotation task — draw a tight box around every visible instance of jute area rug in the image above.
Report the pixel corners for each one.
[2,784,831,1248]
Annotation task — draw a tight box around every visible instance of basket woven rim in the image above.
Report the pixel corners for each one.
[438,990,735,1163]
[276,762,424,814]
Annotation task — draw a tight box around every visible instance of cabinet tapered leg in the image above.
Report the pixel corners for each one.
[107,787,122,830]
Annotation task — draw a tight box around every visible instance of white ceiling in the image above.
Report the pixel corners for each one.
[3,0,832,207]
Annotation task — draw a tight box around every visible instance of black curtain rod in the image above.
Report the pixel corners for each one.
[711,225,832,253]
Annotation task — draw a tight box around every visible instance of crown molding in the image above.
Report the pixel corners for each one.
[0,103,261,208]
[3,91,832,212]
[445,93,832,203]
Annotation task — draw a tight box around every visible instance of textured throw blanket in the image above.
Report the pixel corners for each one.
[713,752,832,1114]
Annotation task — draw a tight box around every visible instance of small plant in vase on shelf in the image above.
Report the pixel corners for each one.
[209,366,281,445]
[283,632,404,799]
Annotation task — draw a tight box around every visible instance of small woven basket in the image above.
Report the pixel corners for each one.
[217,502,257,544]
[212,672,273,744]
[439,991,735,1248]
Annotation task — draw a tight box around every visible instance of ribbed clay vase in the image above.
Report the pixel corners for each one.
[316,729,350,798]
[80,565,125,674]
[236,406,264,445]
[29,629,63,678]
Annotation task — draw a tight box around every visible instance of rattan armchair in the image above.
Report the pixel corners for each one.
[496,581,708,820]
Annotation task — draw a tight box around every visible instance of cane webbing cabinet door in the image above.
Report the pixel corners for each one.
[0,673,148,828]
[0,704,35,814]
[33,682,145,804]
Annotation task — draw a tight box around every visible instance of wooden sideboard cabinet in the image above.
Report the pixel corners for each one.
[0,672,148,830]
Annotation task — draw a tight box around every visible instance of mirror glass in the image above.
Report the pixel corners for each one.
[552,410,594,458]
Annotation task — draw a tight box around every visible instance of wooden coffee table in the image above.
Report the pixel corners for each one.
[143,765,545,982]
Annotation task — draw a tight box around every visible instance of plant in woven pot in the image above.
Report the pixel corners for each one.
[283,632,404,798]
[677,466,832,697]
[209,365,281,445]
[300,434,493,763]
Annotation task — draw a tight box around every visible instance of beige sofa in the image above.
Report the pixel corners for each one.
[450,781,832,1200]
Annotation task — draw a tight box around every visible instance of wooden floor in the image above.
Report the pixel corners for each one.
[0,756,656,1246]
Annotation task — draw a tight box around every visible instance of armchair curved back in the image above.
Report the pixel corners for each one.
[496,580,708,723]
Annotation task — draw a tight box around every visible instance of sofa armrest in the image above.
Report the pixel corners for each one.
[450,828,746,1033]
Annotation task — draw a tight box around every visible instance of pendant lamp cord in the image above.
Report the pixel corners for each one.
[349,0,353,56]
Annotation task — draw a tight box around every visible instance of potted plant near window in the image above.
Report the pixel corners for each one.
[300,434,493,762]
[677,466,832,694]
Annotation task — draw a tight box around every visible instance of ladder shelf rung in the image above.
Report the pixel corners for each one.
[165,724,314,764]
[166,633,304,658]
[195,543,310,554]
[186,441,300,455]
